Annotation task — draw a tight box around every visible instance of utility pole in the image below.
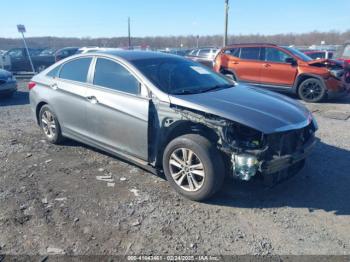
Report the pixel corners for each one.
[223,0,229,47]
[128,17,131,49]
[196,35,199,48]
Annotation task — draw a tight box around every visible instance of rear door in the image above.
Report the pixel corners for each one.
[227,47,263,83]
[85,57,150,160]
[50,57,93,137]
[260,47,298,86]
[7,48,30,71]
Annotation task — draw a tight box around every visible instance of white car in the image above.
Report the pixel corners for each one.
[76,47,121,54]
[0,51,11,71]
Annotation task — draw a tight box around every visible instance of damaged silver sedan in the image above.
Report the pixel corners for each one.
[29,51,318,201]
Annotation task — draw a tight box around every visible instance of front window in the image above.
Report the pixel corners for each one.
[132,57,233,95]
[264,47,292,63]
[284,47,313,62]
[93,58,140,95]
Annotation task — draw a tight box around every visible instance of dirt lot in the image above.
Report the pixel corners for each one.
[0,80,349,256]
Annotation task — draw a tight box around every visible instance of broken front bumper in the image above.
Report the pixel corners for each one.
[259,136,318,175]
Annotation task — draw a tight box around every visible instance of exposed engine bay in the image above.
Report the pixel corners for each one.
[161,105,318,183]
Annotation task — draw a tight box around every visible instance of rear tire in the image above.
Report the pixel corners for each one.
[298,78,326,102]
[39,105,63,144]
[162,134,225,201]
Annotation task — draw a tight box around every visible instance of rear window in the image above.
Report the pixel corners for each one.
[240,47,261,60]
[47,66,60,78]
[59,57,92,83]
[198,49,211,57]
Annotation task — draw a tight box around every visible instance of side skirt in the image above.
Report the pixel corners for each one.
[62,130,158,175]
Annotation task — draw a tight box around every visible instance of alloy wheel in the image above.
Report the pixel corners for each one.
[41,110,56,139]
[300,80,323,101]
[169,148,205,192]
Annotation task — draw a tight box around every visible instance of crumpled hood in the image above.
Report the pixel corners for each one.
[308,58,344,68]
[169,85,312,134]
[0,69,11,80]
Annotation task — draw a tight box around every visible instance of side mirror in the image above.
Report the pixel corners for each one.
[285,57,297,65]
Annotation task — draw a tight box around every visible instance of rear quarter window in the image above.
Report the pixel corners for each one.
[59,57,92,83]
[46,66,60,78]
[224,48,240,57]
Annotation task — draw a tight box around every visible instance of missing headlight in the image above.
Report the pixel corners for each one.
[231,154,258,181]
[224,124,263,149]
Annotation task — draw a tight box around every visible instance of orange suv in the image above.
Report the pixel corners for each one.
[214,43,349,102]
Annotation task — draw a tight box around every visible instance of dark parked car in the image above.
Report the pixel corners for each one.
[6,48,55,72]
[29,51,318,201]
[55,47,79,62]
[186,47,219,68]
[0,69,17,97]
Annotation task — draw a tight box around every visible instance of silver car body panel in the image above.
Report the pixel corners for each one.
[30,51,314,169]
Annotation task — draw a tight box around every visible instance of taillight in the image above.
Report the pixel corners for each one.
[28,81,36,90]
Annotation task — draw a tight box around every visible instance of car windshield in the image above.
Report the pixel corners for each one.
[284,47,313,62]
[132,57,233,95]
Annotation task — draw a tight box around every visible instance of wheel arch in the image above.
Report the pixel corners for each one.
[36,101,48,125]
[155,120,220,168]
[294,73,327,92]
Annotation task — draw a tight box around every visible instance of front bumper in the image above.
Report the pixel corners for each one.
[0,81,17,95]
[259,136,318,175]
[325,77,350,99]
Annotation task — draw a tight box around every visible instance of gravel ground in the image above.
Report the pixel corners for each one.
[0,80,349,256]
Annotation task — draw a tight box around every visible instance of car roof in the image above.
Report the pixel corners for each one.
[224,43,278,48]
[97,50,181,61]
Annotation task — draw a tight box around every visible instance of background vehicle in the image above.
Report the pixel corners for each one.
[75,47,121,54]
[214,43,349,102]
[0,51,11,71]
[29,51,317,201]
[6,48,55,72]
[186,47,219,68]
[302,50,334,60]
[55,47,79,62]
[0,69,17,97]
[335,41,350,63]
[159,48,192,56]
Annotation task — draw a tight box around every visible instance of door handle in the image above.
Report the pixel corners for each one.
[86,96,98,104]
[263,63,271,68]
[232,61,239,65]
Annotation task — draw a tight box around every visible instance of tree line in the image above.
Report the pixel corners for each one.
[1,30,349,50]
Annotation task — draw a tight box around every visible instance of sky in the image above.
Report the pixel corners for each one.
[1,0,349,38]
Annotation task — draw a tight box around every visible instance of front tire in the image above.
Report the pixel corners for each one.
[162,134,225,201]
[298,78,326,102]
[39,105,63,144]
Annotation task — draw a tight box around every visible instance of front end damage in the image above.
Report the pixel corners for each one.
[309,59,350,97]
[169,106,318,184]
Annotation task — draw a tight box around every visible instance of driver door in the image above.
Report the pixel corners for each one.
[260,47,298,86]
